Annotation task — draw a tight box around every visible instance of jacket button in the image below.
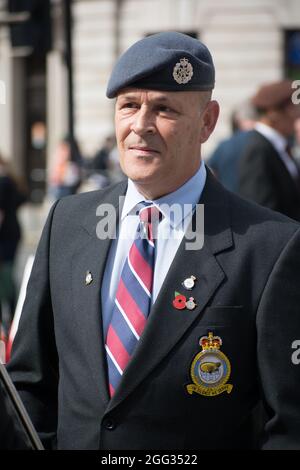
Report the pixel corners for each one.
[103,418,115,430]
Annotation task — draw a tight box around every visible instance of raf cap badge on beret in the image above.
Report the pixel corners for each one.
[173,58,193,84]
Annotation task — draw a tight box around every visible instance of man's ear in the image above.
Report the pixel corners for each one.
[199,100,220,143]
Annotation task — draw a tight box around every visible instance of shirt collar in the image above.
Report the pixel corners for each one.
[122,160,207,228]
[255,122,288,153]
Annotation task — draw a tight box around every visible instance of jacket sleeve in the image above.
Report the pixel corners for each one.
[256,227,300,449]
[0,363,43,449]
[0,375,31,449]
[7,201,60,449]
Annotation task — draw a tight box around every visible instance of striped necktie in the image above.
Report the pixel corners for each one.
[105,202,161,397]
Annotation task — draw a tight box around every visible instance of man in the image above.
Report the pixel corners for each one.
[7,32,300,450]
[239,80,300,221]
[208,101,257,193]
[0,155,27,332]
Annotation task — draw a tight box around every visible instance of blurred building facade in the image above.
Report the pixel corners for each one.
[0,0,300,203]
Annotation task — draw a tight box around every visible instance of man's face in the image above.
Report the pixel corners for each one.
[281,102,300,138]
[270,102,300,138]
[115,88,219,199]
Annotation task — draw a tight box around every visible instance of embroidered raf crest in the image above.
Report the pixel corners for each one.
[186,332,233,397]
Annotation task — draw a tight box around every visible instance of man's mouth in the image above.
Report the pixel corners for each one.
[129,145,160,154]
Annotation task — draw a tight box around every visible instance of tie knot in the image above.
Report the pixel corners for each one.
[137,203,162,241]
[139,204,161,224]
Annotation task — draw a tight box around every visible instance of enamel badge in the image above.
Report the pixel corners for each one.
[186,332,233,397]
[185,297,197,310]
[85,271,93,285]
[173,57,193,84]
[173,291,197,311]
[182,275,197,290]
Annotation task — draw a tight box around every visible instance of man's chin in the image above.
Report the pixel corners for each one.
[123,165,161,184]
[128,174,158,185]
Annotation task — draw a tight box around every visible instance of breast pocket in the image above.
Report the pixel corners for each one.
[200,306,248,327]
[185,307,256,407]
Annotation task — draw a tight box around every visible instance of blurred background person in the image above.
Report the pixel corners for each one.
[79,134,126,193]
[80,135,116,192]
[208,101,257,193]
[293,117,300,161]
[238,80,300,221]
[49,136,83,200]
[91,135,115,177]
[0,155,27,336]
[106,140,126,185]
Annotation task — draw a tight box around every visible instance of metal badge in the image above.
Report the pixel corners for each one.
[182,275,197,290]
[173,58,194,84]
[186,332,233,397]
[85,271,93,285]
[185,297,197,310]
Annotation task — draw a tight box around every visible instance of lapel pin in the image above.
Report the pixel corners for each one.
[173,291,187,310]
[85,271,93,285]
[182,275,197,290]
[185,297,197,310]
[173,291,197,311]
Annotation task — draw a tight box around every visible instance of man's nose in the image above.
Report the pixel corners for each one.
[130,108,156,135]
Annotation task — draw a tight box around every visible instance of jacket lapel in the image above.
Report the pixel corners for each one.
[106,171,233,413]
[71,181,127,406]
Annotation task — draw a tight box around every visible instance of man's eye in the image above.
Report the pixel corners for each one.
[157,105,174,113]
[121,102,138,109]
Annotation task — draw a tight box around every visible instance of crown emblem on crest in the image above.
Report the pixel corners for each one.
[173,57,193,84]
[200,332,222,350]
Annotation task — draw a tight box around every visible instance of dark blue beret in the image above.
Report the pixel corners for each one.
[106,31,215,98]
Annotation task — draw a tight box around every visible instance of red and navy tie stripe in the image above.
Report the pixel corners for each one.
[105,202,160,397]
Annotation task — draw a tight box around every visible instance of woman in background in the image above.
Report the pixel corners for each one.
[0,155,27,335]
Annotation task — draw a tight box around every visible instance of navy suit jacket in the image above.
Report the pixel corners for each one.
[239,130,300,221]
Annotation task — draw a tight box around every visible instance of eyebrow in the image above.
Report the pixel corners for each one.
[117,93,173,104]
